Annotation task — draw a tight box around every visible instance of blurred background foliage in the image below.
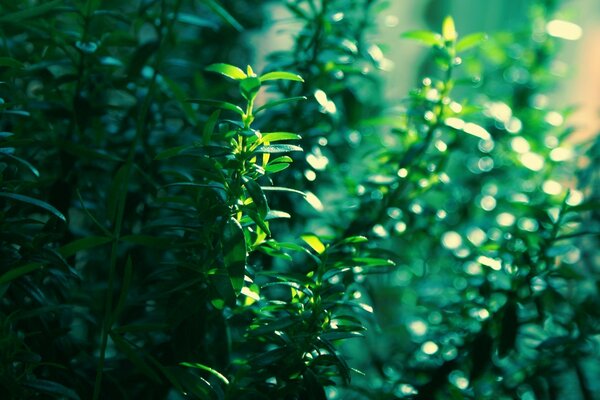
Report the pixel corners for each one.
[0,0,598,399]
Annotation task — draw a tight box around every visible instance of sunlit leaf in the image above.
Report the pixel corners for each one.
[205,63,247,80]
[401,30,443,47]
[260,132,301,142]
[456,32,488,52]
[259,71,304,82]
[301,234,326,254]
[442,16,457,41]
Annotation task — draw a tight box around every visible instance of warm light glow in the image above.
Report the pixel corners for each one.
[546,20,583,41]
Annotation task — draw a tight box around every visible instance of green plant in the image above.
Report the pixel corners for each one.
[0,0,597,399]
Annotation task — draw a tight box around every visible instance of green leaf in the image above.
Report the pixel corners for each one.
[180,362,230,385]
[112,256,133,324]
[0,0,63,23]
[255,144,303,153]
[187,98,244,116]
[240,76,261,101]
[0,57,23,69]
[243,177,269,219]
[442,16,457,41]
[259,71,304,82]
[337,236,368,245]
[163,76,198,125]
[301,234,326,254]
[401,30,443,47]
[260,132,301,143]
[76,190,112,237]
[255,96,307,114]
[223,218,246,294]
[107,165,130,225]
[59,236,113,258]
[154,144,195,160]
[266,210,291,220]
[173,12,218,29]
[205,63,247,80]
[203,110,221,145]
[264,162,291,174]
[0,192,66,222]
[208,270,236,307]
[203,0,244,32]
[456,32,487,52]
[261,186,306,197]
[0,263,42,285]
[245,209,271,236]
[0,153,39,177]
[22,379,80,400]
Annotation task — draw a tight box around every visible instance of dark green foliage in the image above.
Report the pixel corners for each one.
[0,0,598,399]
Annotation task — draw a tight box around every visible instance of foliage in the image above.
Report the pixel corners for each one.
[0,0,598,399]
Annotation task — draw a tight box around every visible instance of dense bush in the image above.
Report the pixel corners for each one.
[0,0,598,399]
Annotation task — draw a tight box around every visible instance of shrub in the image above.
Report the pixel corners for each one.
[0,0,597,399]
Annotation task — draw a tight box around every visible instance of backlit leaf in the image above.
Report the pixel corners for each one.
[206,63,247,80]
[301,234,326,254]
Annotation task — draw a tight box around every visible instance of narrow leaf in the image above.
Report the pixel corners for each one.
[301,234,326,254]
[187,98,244,116]
[110,333,162,382]
[260,132,301,143]
[0,263,42,285]
[223,218,246,294]
[259,71,304,82]
[154,144,194,160]
[0,0,63,22]
[442,16,457,41]
[203,110,221,145]
[180,362,230,385]
[112,256,133,324]
[205,63,246,80]
[59,236,113,258]
[107,165,129,225]
[22,379,80,400]
[255,96,306,114]
[0,153,39,177]
[203,0,244,31]
[173,12,218,29]
[255,144,303,153]
[401,30,443,47]
[0,192,66,222]
[243,177,269,219]
[261,186,306,197]
[456,32,488,52]
[163,76,198,125]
